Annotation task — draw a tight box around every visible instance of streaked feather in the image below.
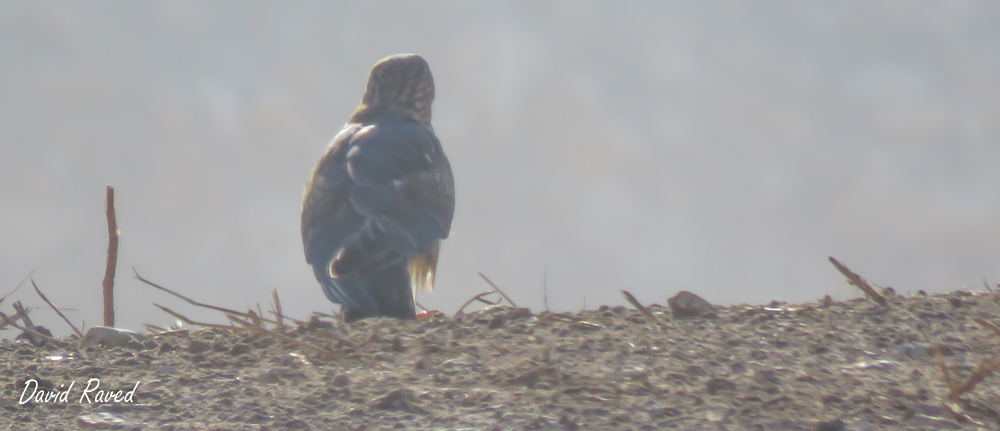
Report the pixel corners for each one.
[408,242,440,293]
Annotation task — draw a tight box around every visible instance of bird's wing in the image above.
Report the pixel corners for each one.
[392,142,453,293]
[331,120,454,278]
[302,124,363,266]
[301,124,376,310]
[302,119,454,312]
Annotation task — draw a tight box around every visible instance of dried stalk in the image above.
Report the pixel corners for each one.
[12,301,34,329]
[0,310,69,348]
[0,310,27,330]
[312,311,339,320]
[225,314,334,357]
[249,308,263,327]
[154,304,240,331]
[31,279,82,337]
[537,312,604,329]
[478,272,518,308]
[454,290,501,317]
[972,318,1000,339]
[271,288,284,327]
[920,326,957,395]
[828,256,888,306]
[0,269,34,306]
[144,324,168,333]
[621,290,661,325]
[134,269,284,326]
[269,311,306,327]
[950,356,1000,399]
[542,267,550,312]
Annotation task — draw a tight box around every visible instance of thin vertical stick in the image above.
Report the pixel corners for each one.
[542,266,550,312]
[271,288,284,327]
[102,185,119,327]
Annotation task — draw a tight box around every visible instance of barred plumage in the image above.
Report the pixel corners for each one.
[302,54,454,322]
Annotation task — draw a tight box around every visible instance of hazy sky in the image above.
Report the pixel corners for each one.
[2,1,999,336]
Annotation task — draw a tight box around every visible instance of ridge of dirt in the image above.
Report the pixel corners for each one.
[2,289,999,430]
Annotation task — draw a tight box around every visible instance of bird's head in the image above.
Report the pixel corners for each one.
[353,54,435,126]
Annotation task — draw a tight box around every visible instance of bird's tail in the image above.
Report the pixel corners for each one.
[344,263,416,322]
[408,242,440,294]
[315,260,417,322]
[313,264,378,313]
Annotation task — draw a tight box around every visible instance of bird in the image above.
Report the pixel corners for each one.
[301,54,455,322]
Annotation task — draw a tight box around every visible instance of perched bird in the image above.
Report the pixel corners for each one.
[302,54,455,322]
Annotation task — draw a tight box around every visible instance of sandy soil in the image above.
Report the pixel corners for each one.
[2,289,999,430]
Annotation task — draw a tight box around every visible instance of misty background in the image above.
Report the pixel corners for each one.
[1,1,998,337]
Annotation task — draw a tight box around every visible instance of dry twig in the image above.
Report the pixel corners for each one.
[225,313,334,357]
[478,272,518,308]
[0,310,28,330]
[154,304,239,331]
[454,291,502,317]
[144,324,168,333]
[249,308,263,327]
[542,267,550,312]
[0,310,69,348]
[271,288,284,327]
[536,312,604,329]
[269,311,306,327]
[31,279,82,337]
[312,311,340,320]
[537,312,583,323]
[134,268,285,326]
[921,318,1000,400]
[0,269,34,306]
[103,185,119,327]
[828,256,888,307]
[621,290,661,325]
[949,356,1000,399]
[12,301,34,329]
[973,318,1000,339]
[919,325,958,396]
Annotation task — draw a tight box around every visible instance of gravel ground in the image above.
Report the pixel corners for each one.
[2,289,999,430]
